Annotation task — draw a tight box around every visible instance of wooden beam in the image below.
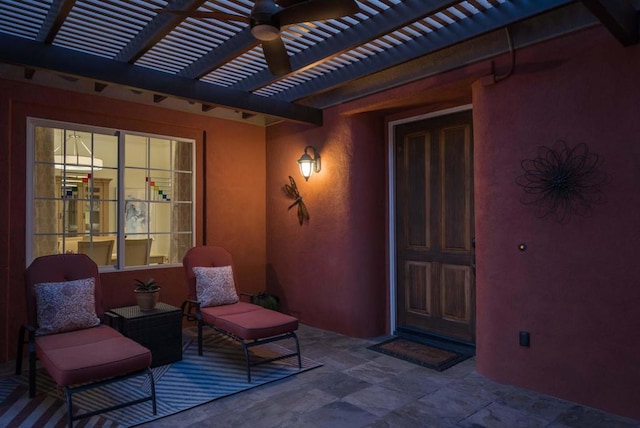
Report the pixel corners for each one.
[231,0,460,92]
[581,0,639,46]
[0,34,322,125]
[114,0,207,63]
[178,29,259,79]
[304,3,597,109]
[273,0,573,103]
[37,0,76,44]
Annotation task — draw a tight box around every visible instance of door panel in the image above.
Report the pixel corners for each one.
[405,261,432,315]
[442,126,471,252]
[441,264,472,323]
[405,133,431,249]
[396,110,475,343]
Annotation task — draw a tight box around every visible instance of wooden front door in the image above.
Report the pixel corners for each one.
[395,110,475,343]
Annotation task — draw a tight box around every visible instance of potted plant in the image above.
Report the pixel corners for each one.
[251,292,280,311]
[134,278,160,311]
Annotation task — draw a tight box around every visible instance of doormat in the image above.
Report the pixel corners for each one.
[368,337,472,372]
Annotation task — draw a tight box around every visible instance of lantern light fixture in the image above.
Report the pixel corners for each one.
[297,145,321,181]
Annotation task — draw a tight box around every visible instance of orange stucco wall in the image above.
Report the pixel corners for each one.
[0,79,266,362]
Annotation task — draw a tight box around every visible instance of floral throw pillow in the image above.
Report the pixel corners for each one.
[193,266,239,307]
[34,277,101,336]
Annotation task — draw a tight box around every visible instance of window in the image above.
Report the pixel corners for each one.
[27,118,195,269]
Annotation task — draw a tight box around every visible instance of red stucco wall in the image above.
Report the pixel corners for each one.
[473,27,640,419]
[265,108,387,337]
[0,79,266,362]
[265,24,640,419]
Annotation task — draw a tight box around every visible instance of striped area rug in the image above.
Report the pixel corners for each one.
[0,332,320,427]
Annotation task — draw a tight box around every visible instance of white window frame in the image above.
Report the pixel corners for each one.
[26,117,196,270]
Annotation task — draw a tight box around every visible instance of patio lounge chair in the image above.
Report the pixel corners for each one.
[16,253,156,427]
[182,246,301,382]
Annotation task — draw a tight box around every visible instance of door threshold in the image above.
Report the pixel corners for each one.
[394,328,475,356]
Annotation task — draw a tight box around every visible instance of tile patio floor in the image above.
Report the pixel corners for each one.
[139,324,639,428]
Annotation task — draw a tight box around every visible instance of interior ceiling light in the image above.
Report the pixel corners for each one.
[54,132,103,171]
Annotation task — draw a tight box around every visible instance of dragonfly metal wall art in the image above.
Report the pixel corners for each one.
[283,176,309,226]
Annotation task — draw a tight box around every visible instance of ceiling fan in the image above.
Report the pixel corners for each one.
[161,0,360,76]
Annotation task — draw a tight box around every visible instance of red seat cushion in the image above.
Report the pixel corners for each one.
[215,309,298,340]
[200,301,262,325]
[35,325,151,387]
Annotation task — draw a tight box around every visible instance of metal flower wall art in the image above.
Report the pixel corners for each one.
[283,176,309,226]
[516,141,610,224]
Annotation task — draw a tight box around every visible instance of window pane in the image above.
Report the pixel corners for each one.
[77,237,116,267]
[174,140,192,172]
[34,126,55,163]
[148,169,171,202]
[150,138,171,170]
[102,201,118,235]
[93,133,118,169]
[172,172,192,202]
[173,203,192,232]
[58,236,80,254]
[171,232,192,263]
[33,200,58,234]
[54,130,104,171]
[125,188,149,236]
[152,202,171,233]
[125,135,148,168]
[123,237,152,267]
[33,164,56,198]
[149,234,168,265]
[33,235,58,259]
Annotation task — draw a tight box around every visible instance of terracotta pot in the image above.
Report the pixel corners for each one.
[135,289,160,311]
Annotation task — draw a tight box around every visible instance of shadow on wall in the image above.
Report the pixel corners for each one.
[266,264,297,318]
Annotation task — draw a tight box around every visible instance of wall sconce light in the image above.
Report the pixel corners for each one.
[297,145,321,181]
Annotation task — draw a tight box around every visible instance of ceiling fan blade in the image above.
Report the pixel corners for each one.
[158,9,251,23]
[262,37,292,76]
[274,0,306,8]
[277,0,359,26]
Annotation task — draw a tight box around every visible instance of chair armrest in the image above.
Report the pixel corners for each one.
[104,311,121,330]
[181,299,202,322]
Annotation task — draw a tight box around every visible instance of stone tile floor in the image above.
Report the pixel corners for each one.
[2,324,637,428]
[139,324,639,428]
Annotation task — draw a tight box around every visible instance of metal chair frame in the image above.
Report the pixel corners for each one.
[182,299,302,382]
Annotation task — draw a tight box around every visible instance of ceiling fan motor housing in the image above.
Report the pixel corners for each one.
[251,0,281,41]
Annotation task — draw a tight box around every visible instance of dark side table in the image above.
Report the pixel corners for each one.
[108,302,183,367]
